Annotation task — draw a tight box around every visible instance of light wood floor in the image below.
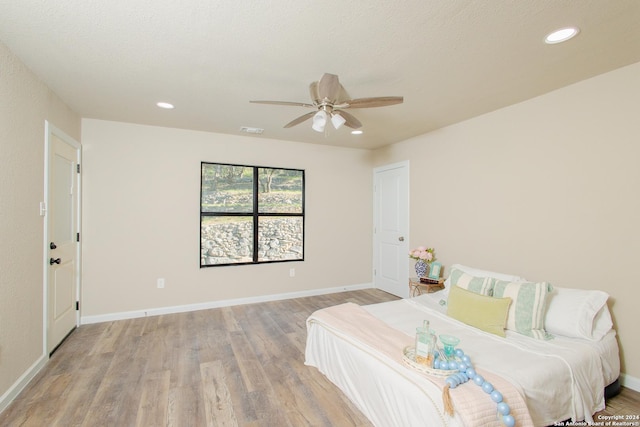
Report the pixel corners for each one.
[1,289,638,426]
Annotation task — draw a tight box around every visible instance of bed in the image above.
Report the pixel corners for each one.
[305,265,620,427]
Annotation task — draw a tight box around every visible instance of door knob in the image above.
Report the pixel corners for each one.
[50,242,57,250]
[398,236,405,241]
[50,258,61,265]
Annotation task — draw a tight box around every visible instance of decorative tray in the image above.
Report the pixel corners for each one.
[402,346,459,377]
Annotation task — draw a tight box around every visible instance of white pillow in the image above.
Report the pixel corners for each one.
[443,264,527,297]
[545,287,613,341]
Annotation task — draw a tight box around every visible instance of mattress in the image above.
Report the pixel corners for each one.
[305,293,620,427]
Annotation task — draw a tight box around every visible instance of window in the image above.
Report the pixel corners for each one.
[200,162,305,267]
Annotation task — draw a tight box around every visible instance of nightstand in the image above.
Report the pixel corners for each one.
[409,277,445,297]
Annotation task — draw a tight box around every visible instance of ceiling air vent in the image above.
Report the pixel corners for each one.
[240,126,264,134]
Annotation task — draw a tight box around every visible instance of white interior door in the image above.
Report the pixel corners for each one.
[373,161,409,298]
[46,123,80,354]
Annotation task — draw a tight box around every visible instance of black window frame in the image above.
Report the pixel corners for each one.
[200,161,305,268]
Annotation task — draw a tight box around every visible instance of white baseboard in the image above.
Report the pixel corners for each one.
[81,282,374,325]
[0,354,47,414]
[621,372,640,392]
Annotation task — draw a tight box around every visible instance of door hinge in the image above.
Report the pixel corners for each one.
[76,301,79,310]
[77,164,81,173]
[76,232,80,242]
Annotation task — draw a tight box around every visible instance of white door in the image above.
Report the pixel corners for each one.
[46,123,80,354]
[373,161,409,298]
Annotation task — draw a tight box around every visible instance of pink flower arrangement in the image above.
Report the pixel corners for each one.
[409,246,436,263]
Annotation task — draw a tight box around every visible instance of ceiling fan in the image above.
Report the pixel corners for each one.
[250,73,403,133]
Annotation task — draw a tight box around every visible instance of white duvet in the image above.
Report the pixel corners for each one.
[305,293,620,427]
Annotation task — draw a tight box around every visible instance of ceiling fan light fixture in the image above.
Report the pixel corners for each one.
[312,110,327,132]
[545,27,580,44]
[331,113,346,130]
[351,130,363,135]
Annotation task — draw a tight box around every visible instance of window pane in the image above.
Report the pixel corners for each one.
[258,217,303,261]
[201,216,254,265]
[201,164,254,213]
[258,168,303,213]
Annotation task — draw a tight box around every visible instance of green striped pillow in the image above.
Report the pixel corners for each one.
[449,268,496,296]
[492,279,553,340]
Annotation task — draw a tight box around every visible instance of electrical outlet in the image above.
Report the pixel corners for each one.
[289,268,295,277]
[157,278,165,289]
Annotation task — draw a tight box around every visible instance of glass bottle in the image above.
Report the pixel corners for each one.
[415,320,435,366]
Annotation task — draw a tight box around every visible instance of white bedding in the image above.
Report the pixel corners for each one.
[305,293,620,427]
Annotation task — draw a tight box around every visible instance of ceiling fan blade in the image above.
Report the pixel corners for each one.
[337,110,362,129]
[284,111,316,128]
[250,100,315,108]
[318,73,341,102]
[342,96,404,108]
[309,82,320,105]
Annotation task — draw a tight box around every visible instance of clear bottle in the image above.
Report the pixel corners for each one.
[415,320,436,366]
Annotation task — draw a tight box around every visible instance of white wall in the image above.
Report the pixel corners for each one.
[0,40,80,406]
[80,119,375,317]
[373,61,640,380]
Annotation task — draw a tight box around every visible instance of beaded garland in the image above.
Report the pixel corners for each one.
[437,348,516,427]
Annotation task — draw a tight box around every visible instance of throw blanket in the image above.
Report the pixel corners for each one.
[307,302,534,427]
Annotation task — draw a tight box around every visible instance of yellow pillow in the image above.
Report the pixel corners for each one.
[447,285,512,337]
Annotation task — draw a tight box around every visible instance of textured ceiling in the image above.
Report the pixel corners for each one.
[1,1,639,149]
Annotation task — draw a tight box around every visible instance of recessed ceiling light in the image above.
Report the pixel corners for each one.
[156,102,175,109]
[351,130,363,135]
[545,27,580,44]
